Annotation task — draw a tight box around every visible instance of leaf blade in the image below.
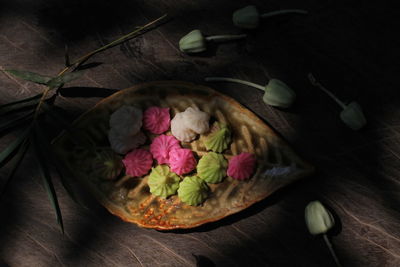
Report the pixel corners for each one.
[47,71,84,88]
[0,139,30,198]
[0,126,31,166]
[31,130,64,234]
[4,70,52,85]
[0,93,42,110]
[34,123,85,208]
[0,111,34,137]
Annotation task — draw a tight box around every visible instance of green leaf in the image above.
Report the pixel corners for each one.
[4,70,52,85]
[0,101,38,117]
[0,111,34,137]
[33,123,85,208]
[0,126,30,166]
[0,93,42,110]
[0,139,30,198]
[47,71,84,88]
[31,131,64,234]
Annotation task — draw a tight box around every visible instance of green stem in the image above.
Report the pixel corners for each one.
[260,9,308,19]
[33,87,52,120]
[33,14,168,119]
[60,14,167,75]
[205,77,265,91]
[323,234,342,267]
[205,34,246,42]
[308,73,346,109]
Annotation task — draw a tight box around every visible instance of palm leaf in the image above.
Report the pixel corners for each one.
[31,130,64,234]
[0,126,31,166]
[0,139,30,198]
[0,111,34,137]
[0,102,37,117]
[0,93,42,110]
[34,123,85,208]
[4,70,52,85]
[47,71,84,88]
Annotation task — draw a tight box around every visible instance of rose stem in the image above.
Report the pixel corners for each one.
[205,77,265,91]
[323,234,342,267]
[308,73,346,109]
[260,9,308,19]
[205,34,247,42]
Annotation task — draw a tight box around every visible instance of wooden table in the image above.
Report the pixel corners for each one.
[1,0,399,266]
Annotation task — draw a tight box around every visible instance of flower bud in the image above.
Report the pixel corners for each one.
[263,79,296,108]
[179,29,206,53]
[305,201,335,235]
[308,73,367,131]
[340,102,367,130]
[232,5,260,29]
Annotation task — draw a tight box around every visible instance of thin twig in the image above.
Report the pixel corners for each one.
[32,14,168,119]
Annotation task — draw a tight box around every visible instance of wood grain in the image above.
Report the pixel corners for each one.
[1,0,399,266]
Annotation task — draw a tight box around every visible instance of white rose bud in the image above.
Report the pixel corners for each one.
[232,5,260,29]
[340,102,367,130]
[304,200,342,267]
[308,73,367,130]
[179,30,207,53]
[233,5,308,29]
[205,77,296,108]
[305,200,335,235]
[179,29,246,54]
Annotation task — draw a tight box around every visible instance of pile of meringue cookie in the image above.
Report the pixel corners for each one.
[105,105,256,206]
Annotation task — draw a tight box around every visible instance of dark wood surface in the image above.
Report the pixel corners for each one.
[1,0,399,266]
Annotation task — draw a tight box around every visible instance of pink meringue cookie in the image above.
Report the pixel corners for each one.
[122,149,153,177]
[143,106,171,134]
[150,134,181,165]
[168,148,197,175]
[227,153,256,180]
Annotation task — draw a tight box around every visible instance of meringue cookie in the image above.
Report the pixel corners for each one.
[182,106,210,134]
[143,106,171,134]
[178,176,209,206]
[169,148,197,175]
[197,152,227,183]
[171,112,197,142]
[150,134,181,165]
[109,105,142,137]
[108,128,146,154]
[227,152,256,180]
[92,149,123,180]
[148,165,180,198]
[122,149,153,177]
[204,122,232,153]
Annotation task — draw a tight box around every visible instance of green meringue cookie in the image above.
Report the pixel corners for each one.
[92,149,123,180]
[148,165,180,198]
[204,122,231,152]
[178,176,209,206]
[197,152,227,183]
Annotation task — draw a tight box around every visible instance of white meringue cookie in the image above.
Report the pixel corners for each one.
[108,128,146,154]
[182,106,210,134]
[171,112,197,142]
[109,105,142,137]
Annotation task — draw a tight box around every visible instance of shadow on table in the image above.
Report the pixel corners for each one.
[2,0,400,266]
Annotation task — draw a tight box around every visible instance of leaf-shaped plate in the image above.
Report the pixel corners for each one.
[52,81,314,230]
